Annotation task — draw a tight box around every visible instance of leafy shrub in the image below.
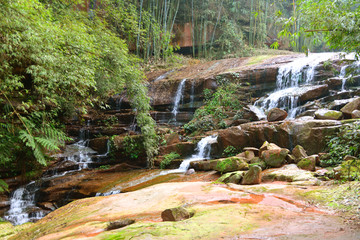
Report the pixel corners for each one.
[98,165,111,170]
[160,152,180,169]
[184,81,244,134]
[122,135,143,160]
[222,146,239,157]
[340,159,360,181]
[0,180,8,193]
[326,122,360,166]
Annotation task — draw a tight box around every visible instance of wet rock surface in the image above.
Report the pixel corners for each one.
[9,181,360,240]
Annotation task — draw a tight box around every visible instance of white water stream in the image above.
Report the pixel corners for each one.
[172,78,187,119]
[255,52,339,118]
[4,127,106,225]
[161,135,218,175]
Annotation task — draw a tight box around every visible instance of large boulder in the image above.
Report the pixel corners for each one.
[299,84,329,103]
[351,110,360,119]
[259,141,281,156]
[190,159,218,171]
[267,108,288,122]
[292,145,308,163]
[297,155,317,171]
[214,157,249,173]
[261,148,289,168]
[88,137,109,154]
[340,97,360,118]
[216,119,342,156]
[262,164,317,183]
[324,77,343,89]
[217,171,245,184]
[314,109,343,120]
[161,206,194,222]
[241,165,262,185]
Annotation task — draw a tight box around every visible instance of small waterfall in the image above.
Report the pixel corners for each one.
[339,60,360,92]
[115,96,124,110]
[339,65,348,91]
[4,183,47,225]
[255,53,338,118]
[4,124,99,225]
[161,135,218,175]
[172,78,187,119]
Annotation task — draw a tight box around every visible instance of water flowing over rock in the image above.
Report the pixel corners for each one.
[161,135,218,175]
[3,127,109,225]
[255,53,340,118]
[172,78,187,120]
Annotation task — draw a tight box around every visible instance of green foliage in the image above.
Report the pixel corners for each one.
[98,165,111,170]
[222,146,239,157]
[279,0,360,56]
[0,0,159,178]
[340,159,360,181]
[326,122,360,166]
[160,152,180,169]
[184,80,244,134]
[122,135,143,160]
[0,180,8,193]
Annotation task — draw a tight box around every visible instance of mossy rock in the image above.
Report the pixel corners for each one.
[315,109,343,120]
[241,165,262,185]
[261,149,289,168]
[217,171,245,184]
[297,156,316,171]
[249,157,266,170]
[292,145,307,163]
[215,157,249,173]
[262,164,316,182]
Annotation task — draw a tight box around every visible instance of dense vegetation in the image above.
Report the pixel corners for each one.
[184,75,248,134]
[279,0,360,55]
[0,0,159,189]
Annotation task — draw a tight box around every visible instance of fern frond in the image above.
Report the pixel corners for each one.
[0,180,8,193]
[19,130,36,150]
[35,137,60,151]
[33,142,47,165]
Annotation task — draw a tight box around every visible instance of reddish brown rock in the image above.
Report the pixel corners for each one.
[261,148,289,168]
[161,206,194,221]
[299,84,329,103]
[267,108,288,122]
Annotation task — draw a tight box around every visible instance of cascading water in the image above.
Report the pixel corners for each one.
[339,59,360,92]
[255,53,339,118]
[4,183,47,225]
[161,135,218,175]
[172,78,187,119]
[4,125,103,225]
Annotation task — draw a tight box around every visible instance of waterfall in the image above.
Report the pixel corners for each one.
[4,125,99,225]
[4,184,46,225]
[255,53,339,118]
[172,79,187,119]
[161,135,218,175]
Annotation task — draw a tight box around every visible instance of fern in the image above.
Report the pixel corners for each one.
[0,180,8,193]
